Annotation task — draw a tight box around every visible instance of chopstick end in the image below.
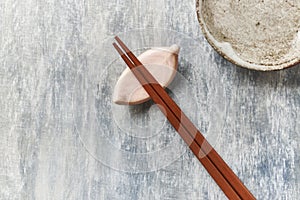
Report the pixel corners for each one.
[113,42,124,56]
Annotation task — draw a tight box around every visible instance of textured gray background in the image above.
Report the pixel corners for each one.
[1,0,300,199]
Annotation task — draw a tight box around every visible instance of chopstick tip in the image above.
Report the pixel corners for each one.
[112,42,124,56]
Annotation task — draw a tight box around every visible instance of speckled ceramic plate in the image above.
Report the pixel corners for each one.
[196,0,300,71]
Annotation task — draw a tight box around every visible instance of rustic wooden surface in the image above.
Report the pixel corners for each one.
[1,0,300,199]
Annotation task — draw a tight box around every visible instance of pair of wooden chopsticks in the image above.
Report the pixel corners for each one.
[113,36,256,200]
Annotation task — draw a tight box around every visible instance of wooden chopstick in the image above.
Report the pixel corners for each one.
[113,37,256,200]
